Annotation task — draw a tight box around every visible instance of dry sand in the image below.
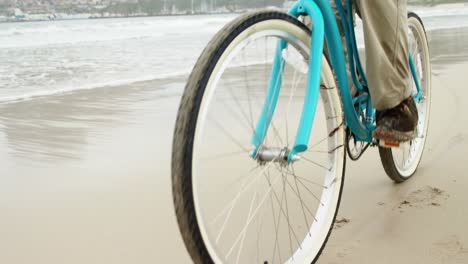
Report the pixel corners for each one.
[319,28,468,264]
[0,27,467,264]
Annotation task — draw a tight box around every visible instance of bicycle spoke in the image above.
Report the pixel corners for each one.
[241,50,256,134]
[285,62,302,147]
[262,55,286,146]
[235,190,258,264]
[281,168,327,189]
[205,165,261,196]
[275,164,317,221]
[209,116,250,153]
[308,136,329,150]
[300,155,331,171]
[264,168,302,262]
[220,93,257,137]
[211,161,274,232]
[280,166,295,258]
[271,169,285,264]
[200,150,249,161]
[222,53,265,143]
[224,78,259,139]
[266,168,282,263]
[308,149,332,154]
[289,164,325,207]
[255,188,268,264]
[225,169,283,259]
[291,165,314,231]
[265,168,303,249]
[270,119,285,146]
[291,165,320,224]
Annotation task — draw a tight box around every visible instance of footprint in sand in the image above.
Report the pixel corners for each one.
[432,235,468,263]
[449,133,465,145]
[395,186,449,211]
[334,217,350,229]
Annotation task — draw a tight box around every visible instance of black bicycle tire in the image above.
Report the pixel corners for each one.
[171,10,347,264]
[378,12,430,183]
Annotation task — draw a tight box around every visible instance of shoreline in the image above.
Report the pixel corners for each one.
[0,25,467,106]
[0,10,243,24]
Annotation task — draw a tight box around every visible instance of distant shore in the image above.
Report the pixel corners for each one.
[3,2,467,24]
[0,12,239,24]
[88,11,242,19]
[0,10,246,24]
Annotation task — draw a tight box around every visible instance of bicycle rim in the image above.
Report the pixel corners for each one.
[180,13,346,263]
[388,14,431,178]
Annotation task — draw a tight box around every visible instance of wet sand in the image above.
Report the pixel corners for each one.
[0,27,467,263]
[0,78,191,263]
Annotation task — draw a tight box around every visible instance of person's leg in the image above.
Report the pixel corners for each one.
[356,0,418,141]
[356,0,412,110]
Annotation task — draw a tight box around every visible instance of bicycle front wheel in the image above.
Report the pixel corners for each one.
[172,11,346,263]
[379,12,432,182]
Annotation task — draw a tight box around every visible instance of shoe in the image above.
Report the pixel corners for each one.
[373,97,419,142]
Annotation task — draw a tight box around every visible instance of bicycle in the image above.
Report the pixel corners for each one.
[172,0,431,262]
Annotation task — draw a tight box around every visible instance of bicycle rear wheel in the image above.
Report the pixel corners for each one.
[379,12,431,183]
[172,11,346,263]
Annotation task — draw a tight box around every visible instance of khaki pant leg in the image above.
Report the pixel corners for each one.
[356,0,412,110]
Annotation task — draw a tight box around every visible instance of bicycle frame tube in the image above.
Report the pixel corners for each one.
[345,0,367,86]
[335,0,367,91]
[250,40,287,149]
[250,0,325,159]
[287,0,325,159]
[251,0,424,160]
[251,0,371,161]
[409,55,423,102]
[313,0,370,142]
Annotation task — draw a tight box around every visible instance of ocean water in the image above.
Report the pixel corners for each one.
[0,6,467,103]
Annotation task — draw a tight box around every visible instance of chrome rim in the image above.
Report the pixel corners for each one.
[191,21,345,263]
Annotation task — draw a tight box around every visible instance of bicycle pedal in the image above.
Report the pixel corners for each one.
[379,140,400,148]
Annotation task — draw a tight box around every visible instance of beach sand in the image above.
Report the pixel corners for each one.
[0,27,467,263]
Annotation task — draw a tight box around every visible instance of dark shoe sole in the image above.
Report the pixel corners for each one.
[373,126,417,143]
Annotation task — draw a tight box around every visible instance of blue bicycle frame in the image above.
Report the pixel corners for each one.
[251,0,422,162]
